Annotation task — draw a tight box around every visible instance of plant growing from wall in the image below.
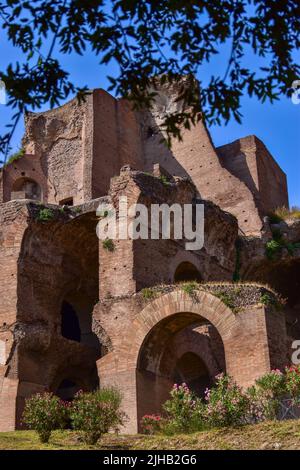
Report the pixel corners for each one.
[269,206,300,222]
[5,147,25,166]
[141,287,157,300]
[260,292,283,311]
[37,207,55,222]
[158,175,171,186]
[102,238,115,252]
[265,239,282,260]
[265,228,300,261]
[213,288,242,313]
[181,281,199,297]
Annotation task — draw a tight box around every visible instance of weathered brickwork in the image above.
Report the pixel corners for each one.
[0,79,297,432]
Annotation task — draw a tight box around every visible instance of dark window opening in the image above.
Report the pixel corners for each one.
[61,301,81,342]
[59,197,73,206]
[174,262,202,283]
[11,177,42,201]
[173,352,211,398]
[147,127,155,138]
[56,379,81,401]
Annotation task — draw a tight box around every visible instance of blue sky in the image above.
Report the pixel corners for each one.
[0,28,299,206]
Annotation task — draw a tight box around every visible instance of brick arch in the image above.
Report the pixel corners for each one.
[169,251,203,282]
[125,289,238,371]
[159,325,223,381]
[97,289,275,433]
[131,290,238,426]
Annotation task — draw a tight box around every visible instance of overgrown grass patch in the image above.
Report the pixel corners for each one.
[2,420,300,450]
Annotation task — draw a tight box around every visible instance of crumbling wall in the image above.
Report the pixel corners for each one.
[0,201,105,430]
[0,201,29,431]
[23,95,92,205]
[139,79,266,235]
[99,166,238,299]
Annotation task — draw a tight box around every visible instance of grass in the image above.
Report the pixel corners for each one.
[141,287,157,300]
[1,420,300,450]
[102,238,115,252]
[5,147,25,166]
[269,206,300,223]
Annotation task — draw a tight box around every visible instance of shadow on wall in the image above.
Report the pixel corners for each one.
[174,261,202,283]
[217,141,260,205]
[140,110,201,194]
[173,351,211,397]
[13,211,105,424]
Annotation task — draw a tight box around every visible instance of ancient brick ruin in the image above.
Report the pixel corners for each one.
[0,80,299,433]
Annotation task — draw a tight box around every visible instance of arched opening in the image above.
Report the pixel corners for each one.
[61,301,81,342]
[59,197,73,206]
[55,379,81,401]
[173,352,211,398]
[136,311,225,426]
[12,177,42,201]
[174,262,202,283]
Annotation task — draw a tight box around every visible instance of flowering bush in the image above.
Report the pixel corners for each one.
[248,369,286,420]
[140,414,163,434]
[162,383,206,434]
[285,365,300,403]
[255,369,286,399]
[22,392,68,443]
[204,373,250,427]
[154,368,300,435]
[70,387,125,444]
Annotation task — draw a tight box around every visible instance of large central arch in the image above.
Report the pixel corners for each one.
[97,289,275,433]
[136,312,225,422]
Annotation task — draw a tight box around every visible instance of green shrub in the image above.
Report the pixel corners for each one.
[22,392,68,443]
[140,414,163,435]
[158,175,171,186]
[266,236,300,260]
[255,369,286,399]
[205,374,250,427]
[37,207,55,222]
[102,238,115,252]
[6,147,25,166]
[141,287,157,300]
[265,239,282,260]
[162,383,206,435]
[248,370,286,420]
[290,206,300,219]
[70,388,125,445]
[181,281,199,297]
[285,365,300,403]
[213,290,241,312]
[271,206,300,221]
[286,242,300,255]
[260,292,282,310]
